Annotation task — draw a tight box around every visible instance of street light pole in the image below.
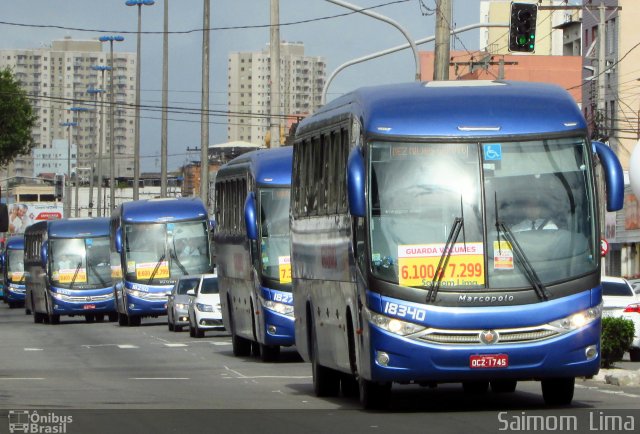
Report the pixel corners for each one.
[126,0,155,201]
[161,0,169,197]
[200,0,210,205]
[69,107,89,217]
[60,122,78,219]
[99,35,125,211]
[90,66,111,217]
[87,86,105,217]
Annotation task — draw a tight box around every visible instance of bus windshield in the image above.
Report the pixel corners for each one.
[259,187,291,281]
[368,137,596,290]
[7,249,25,282]
[124,221,210,283]
[50,237,112,289]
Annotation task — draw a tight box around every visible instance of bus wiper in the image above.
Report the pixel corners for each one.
[87,261,107,287]
[494,194,549,301]
[169,248,188,276]
[427,216,463,303]
[147,253,166,285]
[70,261,83,289]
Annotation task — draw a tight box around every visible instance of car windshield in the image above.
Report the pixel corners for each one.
[368,137,597,290]
[602,281,633,297]
[176,278,199,295]
[200,277,219,294]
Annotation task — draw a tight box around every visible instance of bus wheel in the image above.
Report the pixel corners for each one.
[33,311,43,324]
[230,305,251,357]
[358,378,391,409]
[107,312,118,323]
[541,377,574,406]
[49,314,60,325]
[311,327,340,397]
[85,314,95,323]
[128,315,141,327]
[341,374,359,398]
[491,379,517,393]
[259,344,280,362]
[462,381,489,394]
[118,312,128,326]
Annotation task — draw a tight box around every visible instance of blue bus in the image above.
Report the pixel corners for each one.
[214,147,294,362]
[110,197,213,327]
[24,218,116,324]
[1,235,26,308]
[290,81,624,408]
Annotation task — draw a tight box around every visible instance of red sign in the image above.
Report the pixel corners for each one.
[469,354,508,368]
[601,239,609,257]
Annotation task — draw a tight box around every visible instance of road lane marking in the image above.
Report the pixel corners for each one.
[129,377,190,380]
[24,348,43,351]
[223,366,310,379]
[164,343,188,348]
[0,378,45,380]
[117,345,139,349]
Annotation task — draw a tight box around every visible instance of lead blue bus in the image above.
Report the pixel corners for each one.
[214,146,294,362]
[24,218,116,324]
[290,80,624,408]
[2,235,26,308]
[110,197,213,327]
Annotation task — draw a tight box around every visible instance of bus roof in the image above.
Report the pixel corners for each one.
[217,146,292,187]
[48,217,111,238]
[298,80,586,138]
[6,235,24,250]
[118,197,208,224]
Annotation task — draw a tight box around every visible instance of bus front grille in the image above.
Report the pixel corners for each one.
[415,327,559,345]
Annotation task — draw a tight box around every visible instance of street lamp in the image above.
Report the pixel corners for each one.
[126,0,155,201]
[87,85,104,217]
[60,122,78,218]
[69,107,91,217]
[99,35,125,210]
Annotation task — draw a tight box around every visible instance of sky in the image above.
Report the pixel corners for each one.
[0,0,485,172]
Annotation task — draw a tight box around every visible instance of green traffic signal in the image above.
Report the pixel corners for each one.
[509,2,538,53]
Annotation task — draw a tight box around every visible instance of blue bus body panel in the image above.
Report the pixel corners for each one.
[47,217,111,238]
[50,285,115,314]
[4,235,25,302]
[260,286,295,346]
[123,280,173,314]
[221,146,293,187]
[120,197,208,223]
[298,81,586,138]
[365,288,601,382]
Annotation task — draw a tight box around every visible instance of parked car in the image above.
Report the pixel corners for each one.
[167,275,201,332]
[601,276,640,361]
[187,273,223,338]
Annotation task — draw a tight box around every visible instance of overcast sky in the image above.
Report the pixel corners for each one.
[1,0,485,172]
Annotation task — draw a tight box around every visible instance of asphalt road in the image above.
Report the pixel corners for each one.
[0,302,639,434]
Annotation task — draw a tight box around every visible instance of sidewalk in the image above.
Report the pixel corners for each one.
[589,353,640,387]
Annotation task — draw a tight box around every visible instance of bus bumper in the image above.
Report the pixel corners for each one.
[51,299,116,315]
[366,320,601,383]
[5,286,26,302]
[125,296,168,316]
[262,309,295,346]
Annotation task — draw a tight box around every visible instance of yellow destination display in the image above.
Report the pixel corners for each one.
[111,265,123,279]
[398,242,485,287]
[57,268,87,284]
[135,261,170,280]
[278,256,292,284]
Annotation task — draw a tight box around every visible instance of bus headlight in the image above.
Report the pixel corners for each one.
[51,292,70,301]
[549,304,602,331]
[127,289,146,298]
[261,298,294,316]
[366,308,426,336]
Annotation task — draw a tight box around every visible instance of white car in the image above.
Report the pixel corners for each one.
[187,273,224,338]
[601,276,640,361]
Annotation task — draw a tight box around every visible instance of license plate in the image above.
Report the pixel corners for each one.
[83,304,96,310]
[470,354,508,368]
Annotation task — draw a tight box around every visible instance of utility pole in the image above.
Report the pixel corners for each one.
[161,0,169,197]
[270,0,281,148]
[200,0,210,206]
[433,0,451,80]
[597,2,606,139]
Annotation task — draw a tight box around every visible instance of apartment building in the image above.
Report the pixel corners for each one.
[227,42,325,145]
[0,37,136,181]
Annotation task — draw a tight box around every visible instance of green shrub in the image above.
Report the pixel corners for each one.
[601,317,635,368]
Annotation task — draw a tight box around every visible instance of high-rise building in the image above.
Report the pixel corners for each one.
[227,42,325,145]
[0,36,136,181]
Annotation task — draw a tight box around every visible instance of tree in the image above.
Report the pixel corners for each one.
[0,68,37,167]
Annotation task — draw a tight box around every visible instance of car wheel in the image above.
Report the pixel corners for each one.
[195,323,204,338]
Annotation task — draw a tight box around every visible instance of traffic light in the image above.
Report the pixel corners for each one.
[509,2,537,53]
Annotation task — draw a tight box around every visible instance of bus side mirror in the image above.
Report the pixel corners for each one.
[115,228,123,254]
[40,243,48,265]
[593,141,624,211]
[0,204,7,233]
[347,148,366,218]
[244,192,258,241]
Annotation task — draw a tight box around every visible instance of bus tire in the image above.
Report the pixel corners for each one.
[49,313,60,325]
[541,377,574,406]
[311,326,340,397]
[118,312,128,326]
[107,312,118,322]
[259,344,280,362]
[33,311,43,324]
[341,374,359,398]
[230,302,251,357]
[491,379,517,393]
[358,377,391,410]
[85,314,95,323]
[128,315,141,327]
